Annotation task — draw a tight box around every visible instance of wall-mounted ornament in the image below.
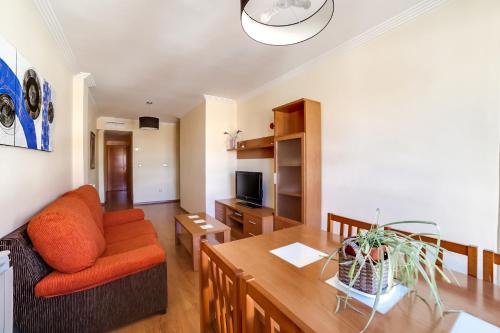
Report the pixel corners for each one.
[90,131,96,169]
[0,35,55,151]
[224,130,242,150]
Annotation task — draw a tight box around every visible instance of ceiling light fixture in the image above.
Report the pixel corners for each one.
[240,0,334,46]
[139,101,159,130]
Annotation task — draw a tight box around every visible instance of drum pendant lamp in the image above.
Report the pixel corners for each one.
[139,101,159,130]
[240,0,334,46]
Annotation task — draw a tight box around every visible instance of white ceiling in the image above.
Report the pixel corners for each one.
[49,0,425,121]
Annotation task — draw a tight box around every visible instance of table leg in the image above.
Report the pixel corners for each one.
[175,219,180,245]
[223,230,231,243]
[192,235,200,272]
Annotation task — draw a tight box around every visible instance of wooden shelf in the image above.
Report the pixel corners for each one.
[277,191,302,198]
[237,144,273,151]
[273,98,321,230]
[237,136,274,159]
[231,227,245,240]
[228,214,244,224]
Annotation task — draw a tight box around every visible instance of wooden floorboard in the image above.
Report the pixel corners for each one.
[112,202,200,333]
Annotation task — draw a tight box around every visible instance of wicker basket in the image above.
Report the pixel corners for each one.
[338,252,390,295]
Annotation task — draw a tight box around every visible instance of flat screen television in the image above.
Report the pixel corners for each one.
[235,171,263,208]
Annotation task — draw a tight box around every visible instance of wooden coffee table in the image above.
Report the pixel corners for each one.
[174,212,231,271]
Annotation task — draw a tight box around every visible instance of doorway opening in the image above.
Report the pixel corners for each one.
[104,130,133,211]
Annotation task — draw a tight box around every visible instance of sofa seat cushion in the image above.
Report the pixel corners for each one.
[28,195,106,274]
[103,209,145,227]
[70,185,105,234]
[35,243,166,298]
[103,234,160,256]
[104,220,157,244]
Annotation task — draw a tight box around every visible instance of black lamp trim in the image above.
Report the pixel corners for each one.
[241,0,330,28]
[240,0,334,46]
[139,116,160,130]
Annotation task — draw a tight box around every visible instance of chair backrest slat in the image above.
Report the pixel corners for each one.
[200,240,243,333]
[387,227,478,278]
[327,213,374,238]
[240,275,303,333]
[483,250,500,283]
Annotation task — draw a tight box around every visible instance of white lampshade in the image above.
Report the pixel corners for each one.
[241,0,334,46]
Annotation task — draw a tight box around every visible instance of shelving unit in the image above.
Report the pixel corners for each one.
[236,136,274,159]
[273,98,321,230]
[215,199,274,240]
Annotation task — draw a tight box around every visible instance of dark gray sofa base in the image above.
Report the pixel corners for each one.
[0,224,168,333]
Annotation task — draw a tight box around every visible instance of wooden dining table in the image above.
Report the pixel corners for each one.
[214,225,500,333]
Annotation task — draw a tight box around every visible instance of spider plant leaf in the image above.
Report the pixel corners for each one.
[360,248,385,333]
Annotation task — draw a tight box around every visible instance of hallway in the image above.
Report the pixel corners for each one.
[105,191,133,211]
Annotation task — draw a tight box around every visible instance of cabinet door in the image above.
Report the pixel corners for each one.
[275,134,305,224]
[244,214,262,237]
[215,202,225,223]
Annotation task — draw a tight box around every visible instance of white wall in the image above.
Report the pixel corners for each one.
[237,0,500,275]
[179,96,238,214]
[133,123,179,203]
[97,129,105,202]
[97,117,180,204]
[205,96,237,216]
[0,0,74,237]
[87,94,98,189]
[180,103,206,213]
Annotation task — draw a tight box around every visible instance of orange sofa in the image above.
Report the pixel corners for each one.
[0,185,167,332]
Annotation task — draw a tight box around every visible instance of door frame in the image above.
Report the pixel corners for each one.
[104,131,133,202]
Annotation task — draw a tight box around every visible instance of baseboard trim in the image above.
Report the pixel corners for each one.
[135,199,180,206]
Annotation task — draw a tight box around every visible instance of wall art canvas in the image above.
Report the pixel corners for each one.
[0,37,17,146]
[90,131,96,169]
[0,35,55,151]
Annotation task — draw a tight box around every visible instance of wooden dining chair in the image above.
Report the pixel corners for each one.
[200,240,244,333]
[326,213,375,238]
[388,228,478,278]
[240,275,303,333]
[483,250,500,283]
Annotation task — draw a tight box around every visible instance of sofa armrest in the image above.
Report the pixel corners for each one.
[103,209,145,227]
[35,243,166,298]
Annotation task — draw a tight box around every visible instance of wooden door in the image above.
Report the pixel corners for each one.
[107,146,128,191]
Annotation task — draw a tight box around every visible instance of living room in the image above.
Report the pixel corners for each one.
[0,0,499,332]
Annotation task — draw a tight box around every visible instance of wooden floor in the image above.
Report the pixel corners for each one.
[110,201,200,333]
[105,191,133,211]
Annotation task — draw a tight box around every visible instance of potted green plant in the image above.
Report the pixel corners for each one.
[322,210,455,333]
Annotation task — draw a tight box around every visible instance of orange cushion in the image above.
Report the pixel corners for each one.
[35,243,166,298]
[103,234,159,257]
[103,208,145,227]
[71,185,104,234]
[104,220,157,244]
[28,195,106,273]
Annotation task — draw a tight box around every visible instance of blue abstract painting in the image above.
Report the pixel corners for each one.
[0,35,55,151]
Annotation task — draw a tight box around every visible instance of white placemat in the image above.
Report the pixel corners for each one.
[193,219,205,224]
[200,224,214,230]
[270,242,327,268]
[325,275,409,314]
[188,215,200,219]
[451,312,500,333]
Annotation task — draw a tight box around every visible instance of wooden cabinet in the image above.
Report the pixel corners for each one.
[215,199,274,239]
[273,99,321,230]
[215,201,225,222]
[236,136,274,159]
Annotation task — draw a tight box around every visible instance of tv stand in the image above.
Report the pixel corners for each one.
[215,199,274,240]
[236,201,262,209]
